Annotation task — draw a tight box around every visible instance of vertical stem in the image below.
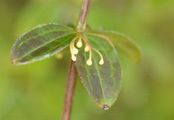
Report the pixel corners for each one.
[62,61,77,120]
[62,0,92,119]
[77,0,91,32]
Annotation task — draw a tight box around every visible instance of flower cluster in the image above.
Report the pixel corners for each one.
[69,34,104,66]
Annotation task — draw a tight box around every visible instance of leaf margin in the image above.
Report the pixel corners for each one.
[11,23,76,65]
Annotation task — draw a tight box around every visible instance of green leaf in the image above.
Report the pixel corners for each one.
[75,34,122,110]
[11,24,76,65]
[88,31,142,62]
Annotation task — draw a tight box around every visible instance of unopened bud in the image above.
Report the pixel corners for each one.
[99,59,104,65]
[85,46,90,52]
[73,48,79,55]
[76,39,83,48]
[86,59,92,66]
[71,56,77,61]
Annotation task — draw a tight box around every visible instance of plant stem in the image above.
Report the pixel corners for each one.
[62,1,91,119]
[77,0,91,32]
[62,61,77,120]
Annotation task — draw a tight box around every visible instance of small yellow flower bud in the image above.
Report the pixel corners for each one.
[76,39,83,48]
[72,48,79,55]
[86,59,92,66]
[85,46,90,52]
[71,56,77,61]
[99,59,104,65]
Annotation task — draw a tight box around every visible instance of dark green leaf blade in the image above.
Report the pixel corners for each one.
[75,34,122,110]
[88,31,142,62]
[11,24,76,65]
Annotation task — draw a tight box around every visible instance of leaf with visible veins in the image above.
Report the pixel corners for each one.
[11,24,76,65]
[75,33,122,110]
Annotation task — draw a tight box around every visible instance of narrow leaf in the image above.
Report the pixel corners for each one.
[75,34,122,110]
[88,31,142,62]
[11,24,76,65]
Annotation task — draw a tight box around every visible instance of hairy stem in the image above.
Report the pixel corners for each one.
[62,61,77,120]
[77,0,91,32]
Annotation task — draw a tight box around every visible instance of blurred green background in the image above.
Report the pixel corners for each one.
[0,0,174,120]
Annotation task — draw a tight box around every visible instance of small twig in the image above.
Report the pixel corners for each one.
[62,61,77,120]
[77,0,91,32]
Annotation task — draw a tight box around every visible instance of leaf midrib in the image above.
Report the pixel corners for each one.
[18,29,73,47]
[16,32,75,61]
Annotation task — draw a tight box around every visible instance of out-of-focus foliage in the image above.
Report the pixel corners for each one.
[90,31,141,62]
[0,0,174,120]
